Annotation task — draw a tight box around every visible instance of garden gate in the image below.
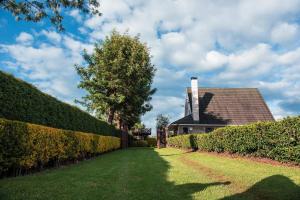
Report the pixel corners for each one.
[157,128,166,148]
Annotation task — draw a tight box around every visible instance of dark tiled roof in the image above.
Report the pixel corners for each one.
[170,88,274,126]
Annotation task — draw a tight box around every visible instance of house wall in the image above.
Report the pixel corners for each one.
[177,125,205,134]
[176,125,224,134]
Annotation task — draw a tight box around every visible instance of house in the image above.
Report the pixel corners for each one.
[168,77,274,135]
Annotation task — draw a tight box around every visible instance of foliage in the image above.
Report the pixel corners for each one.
[0,0,100,31]
[167,134,193,149]
[146,137,157,147]
[0,71,120,137]
[130,140,148,147]
[0,118,120,177]
[156,114,169,129]
[132,122,145,130]
[167,116,300,163]
[128,136,156,147]
[76,31,156,129]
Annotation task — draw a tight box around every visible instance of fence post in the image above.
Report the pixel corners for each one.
[157,129,161,148]
[157,128,166,149]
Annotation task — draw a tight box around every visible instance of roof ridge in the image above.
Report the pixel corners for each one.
[186,87,258,89]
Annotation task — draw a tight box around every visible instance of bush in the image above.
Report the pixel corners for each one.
[0,118,120,177]
[167,116,300,163]
[128,138,157,147]
[130,140,148,147]
[167,134,193,149]
[0,71,120,137]
[146,137,157,147]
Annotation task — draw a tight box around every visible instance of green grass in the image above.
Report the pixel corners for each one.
[1,148,300,200]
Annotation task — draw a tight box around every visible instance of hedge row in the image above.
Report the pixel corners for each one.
[128,137,157,147]
[0,71,120,137]
[146,137,157,147]
[167,116,300,163]
[0,118,120,177]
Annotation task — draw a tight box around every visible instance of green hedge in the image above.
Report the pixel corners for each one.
[167,116,300,163]
[0,118,120,177]
[128,137,157,147]
[0,71,120,137]
[130,140,149,147]
[146,137,157,147]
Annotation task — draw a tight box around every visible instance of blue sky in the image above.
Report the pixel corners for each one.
[1,0,300,133]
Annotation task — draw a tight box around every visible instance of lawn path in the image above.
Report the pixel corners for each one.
[179,154,247,193]
[171,149,300,200]
[0,148,300,200]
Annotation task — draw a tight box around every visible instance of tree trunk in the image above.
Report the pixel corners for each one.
[107,108,115,125]
[120,120,128,148]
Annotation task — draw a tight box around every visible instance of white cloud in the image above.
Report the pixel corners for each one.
[3,0,300,129]
[16,32,33,45]
[41,30,62,43]
[227,44,274,72]
[69,9,83,22]
[155,67,186,84]
[0,33,93,103]
[1,44,75,96]
[199,51,228,70]
[271,23,299,45]
[63,36,94,54]
[278,47,300,65]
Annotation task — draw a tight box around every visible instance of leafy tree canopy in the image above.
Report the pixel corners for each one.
[132,122,145,131]
[76,31,156,129]
[0,0,100,31]
[156,114,170,130]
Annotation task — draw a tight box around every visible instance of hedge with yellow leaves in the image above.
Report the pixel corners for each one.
[0,118,120,177]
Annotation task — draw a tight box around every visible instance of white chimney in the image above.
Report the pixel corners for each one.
[191,77,199,121]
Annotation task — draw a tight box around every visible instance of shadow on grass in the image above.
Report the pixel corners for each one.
[119,148,230,200]
[220,175,300,200]
[0,148,299,200]
[122,148,300,200]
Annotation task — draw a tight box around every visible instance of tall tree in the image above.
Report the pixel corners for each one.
[0,0,100,31]
[156,114,169,130]
[76,31,156,129]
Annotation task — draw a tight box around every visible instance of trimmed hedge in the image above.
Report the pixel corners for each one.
[131,140,149,147]
[0,118,120,177]
[146,137,157,147]
[128,137,157,147]
[167,116,300,163]
[0,71,120,137]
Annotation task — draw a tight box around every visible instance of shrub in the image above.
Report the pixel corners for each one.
[131,140,148,147]
[167,134,194,149]
[167,116,300,163]
[146,137,157,147]
[0,71,120,137]
[0,118,120,177]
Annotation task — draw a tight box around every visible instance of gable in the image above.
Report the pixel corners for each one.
[173,88,274,125]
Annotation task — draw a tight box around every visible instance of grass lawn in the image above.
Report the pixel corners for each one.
[1,148,300,200]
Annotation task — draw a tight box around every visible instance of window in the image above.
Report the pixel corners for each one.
[183,127,188,134]
[205,127,214,133]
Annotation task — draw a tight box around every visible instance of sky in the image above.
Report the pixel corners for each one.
[1,0,300,134]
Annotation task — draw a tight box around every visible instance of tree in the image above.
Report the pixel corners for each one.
[76,31,156,130]
[0,0,100,31]
[132,122,145,131]
[156,114,169,130]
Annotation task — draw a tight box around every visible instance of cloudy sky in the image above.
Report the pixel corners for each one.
[1,0,300,132]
